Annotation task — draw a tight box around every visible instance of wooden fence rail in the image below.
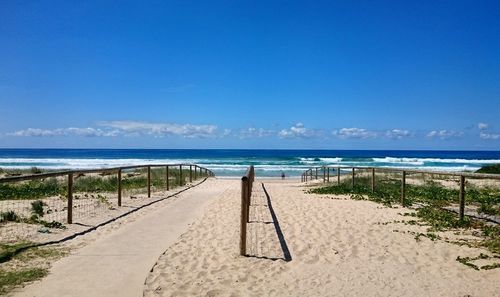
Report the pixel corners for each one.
[240,165,255,256]
[0,163,215,224]
[301,166,500,222]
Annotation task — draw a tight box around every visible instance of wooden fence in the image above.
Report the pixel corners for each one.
[240,165,255,256]
[301,166,500,222]
[0,164,214,225]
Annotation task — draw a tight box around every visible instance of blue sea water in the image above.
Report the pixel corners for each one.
[0,149,499,177]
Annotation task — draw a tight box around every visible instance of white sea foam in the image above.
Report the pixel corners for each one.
[372,157,500,165]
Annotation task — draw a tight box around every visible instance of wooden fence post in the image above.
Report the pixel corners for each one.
[117,169,122,207]
[327,167,330,182]
[194,165,197,180]
[179,165,183,185]
[323,166,326,182]
[310,169,313,180]
[166,165,169,191]
[240,176,249,256]
[67,173,73,224]
[147,166,151,198]
[337,166,340,185]
[352,168,355,188]
[315,168,318,179]
[459,175,465,222]
[189,165,193,182]
[401,171,406,205]
[371,168,375,193]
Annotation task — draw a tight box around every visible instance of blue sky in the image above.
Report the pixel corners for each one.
[0,0,499,150]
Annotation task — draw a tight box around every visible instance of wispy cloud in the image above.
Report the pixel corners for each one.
[476,122,499,140]
[385,129,412,139]
[8,121,221,138]
[479,131,500,140]
[98,121,218,138]
[427,130,464,139]
[478,122,488,130]
[333,128,377,139]
[278,123,319,139]
[239,127,275,139]
[7,127,119,137]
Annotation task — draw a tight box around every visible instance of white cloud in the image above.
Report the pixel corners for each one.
[8,127,118,137]
[427,130,464,139]
[98,121,218,138]
[333,128,377,139]
[278,123,318,138]
[478,123,488,130]
[8,121,220,138]
[385,129,411,139]
[480,131,500,140]
[239,127,275,139]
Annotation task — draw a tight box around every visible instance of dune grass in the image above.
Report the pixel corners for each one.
[0,243,68,295]
[0,167,208,201]
[476,164,500,174]
[309,176,500,255]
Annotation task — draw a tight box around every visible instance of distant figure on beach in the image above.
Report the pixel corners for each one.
[281,172,285,180]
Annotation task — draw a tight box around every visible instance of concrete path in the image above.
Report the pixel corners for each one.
[15,178,235,297]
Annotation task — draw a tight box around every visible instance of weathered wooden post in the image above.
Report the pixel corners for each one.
[117,169,122,206]
[240,176,249,256]
[371,168,375,193]
[166,165,169,190]
[337,166,340,185]
[194,165,197,180]
[179,165,183,185]
[67,173,73,224]
[323,166,326,183]
[147,166,151,197]
[459,175,465,222]
[189,165,193,183]
[327,167,330,182]
[401,171,406,205]
[315,167,318,179]
[310,169,313,180]
[352,168,355,188]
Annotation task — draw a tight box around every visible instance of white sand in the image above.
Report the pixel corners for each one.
[144,179,499,297]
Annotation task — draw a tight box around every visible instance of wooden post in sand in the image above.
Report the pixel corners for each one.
[240,176,249,256]
[310,169,313,180]
[371,168,375,193]
[117,169,122,207]
[401,171,406,205]
[337,167,340,185]
[189,165,193,183]
[327,167,330,182]
[352,168,355,188]
[166,166,169,191]
[179,165,183,185]
[459,175,465,222]
[194,165,197,180]
[147,166,151,197]
[67,173,73,224]
[315,168,318,179]
[323,166,326,183]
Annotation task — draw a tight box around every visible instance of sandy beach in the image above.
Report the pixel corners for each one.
[144,178,499,297]
[8,177,499,296]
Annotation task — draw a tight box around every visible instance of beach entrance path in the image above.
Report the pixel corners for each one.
[14,178,237,297]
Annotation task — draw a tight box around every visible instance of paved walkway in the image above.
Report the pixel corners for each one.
[16,178,235,297]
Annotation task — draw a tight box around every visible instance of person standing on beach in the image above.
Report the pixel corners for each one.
[281,172,285,180]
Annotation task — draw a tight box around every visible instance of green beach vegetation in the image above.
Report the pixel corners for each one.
[0,167,207,201]
[0,242,68,295]
[308,174,500,257]
[476,164,500,174]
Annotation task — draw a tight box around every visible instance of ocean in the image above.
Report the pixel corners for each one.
[0,149,499,178]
